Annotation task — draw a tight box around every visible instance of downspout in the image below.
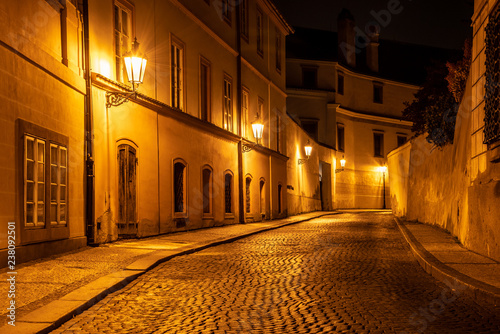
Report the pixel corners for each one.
[82,0,95,244]
[236,1,244,224]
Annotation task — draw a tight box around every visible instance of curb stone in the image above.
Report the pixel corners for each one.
[395,217,500,306]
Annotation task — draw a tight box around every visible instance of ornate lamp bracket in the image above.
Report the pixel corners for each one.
[105,91,137,108]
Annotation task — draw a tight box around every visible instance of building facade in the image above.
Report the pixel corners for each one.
[0,0,340,264]
[285,11,418,209]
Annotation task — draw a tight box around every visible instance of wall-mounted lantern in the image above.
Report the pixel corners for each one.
[298,140,313,165]
[251,115,264,145]
[243,114,264,153]
[106,38,147,108]
[335,155,346,173]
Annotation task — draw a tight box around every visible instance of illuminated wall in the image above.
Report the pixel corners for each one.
[388,0,500,261]
[0,0,86,262]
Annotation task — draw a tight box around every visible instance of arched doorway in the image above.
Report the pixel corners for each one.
[118,143,137,236]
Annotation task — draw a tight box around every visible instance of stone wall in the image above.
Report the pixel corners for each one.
[388,75,500,261]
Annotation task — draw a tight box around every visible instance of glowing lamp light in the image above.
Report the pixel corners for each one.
[335,156,346,173]
[252,117,264,144]
[298,140,313,165]
[304,141,313,157]
[379,166,388,173]
[124,38,147,87]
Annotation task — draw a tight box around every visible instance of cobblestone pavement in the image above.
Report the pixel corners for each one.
[51,213,500,333]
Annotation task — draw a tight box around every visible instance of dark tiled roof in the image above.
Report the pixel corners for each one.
[286,26,462,85]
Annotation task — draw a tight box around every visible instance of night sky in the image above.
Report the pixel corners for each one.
[272,0,473,50]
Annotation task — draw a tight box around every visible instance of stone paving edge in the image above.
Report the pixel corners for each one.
[2,212,338,334]
[395,217,500,306]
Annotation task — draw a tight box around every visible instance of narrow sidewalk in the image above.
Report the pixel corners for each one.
[396,217,500,305]
[1,211,334,334]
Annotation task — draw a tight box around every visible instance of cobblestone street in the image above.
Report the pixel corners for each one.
[51,213,500,333]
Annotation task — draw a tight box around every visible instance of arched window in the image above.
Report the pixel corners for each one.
[245,175,252,214]
[202,166,212,216]
[173,159,187,216]
[224,171,233,214]
[260,178,266,218]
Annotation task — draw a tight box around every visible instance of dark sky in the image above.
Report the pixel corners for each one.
[272,0,473,50]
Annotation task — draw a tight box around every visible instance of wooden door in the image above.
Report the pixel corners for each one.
[118,144,137,236]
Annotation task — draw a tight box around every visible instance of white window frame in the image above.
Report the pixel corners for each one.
[50,144,68,226]
[223,74,233,132]
[114,0,133,83]
[171,36,185,111]
[25,136,46,228]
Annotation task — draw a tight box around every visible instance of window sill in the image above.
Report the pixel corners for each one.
[224,214,235,219]
[173,212,188,219]
[202,215,214,220]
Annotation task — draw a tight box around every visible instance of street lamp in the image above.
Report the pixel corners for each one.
[251,116,264,145]
[379,166,388,209]
[298,140,312,165]
[242,114,264,153]
[106,38,147,108]
[335,155,346,173]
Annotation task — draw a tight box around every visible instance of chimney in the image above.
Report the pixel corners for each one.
[366,26,380,72]
[337,8,356,68]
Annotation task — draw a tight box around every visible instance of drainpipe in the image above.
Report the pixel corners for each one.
[236,2,245,224]
[82,0,95,244]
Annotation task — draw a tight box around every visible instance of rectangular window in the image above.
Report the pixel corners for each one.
[257,8,264,57]
[20,121,70,243]
[337,124,345,152]
[276,114,281,153]
[241,0,249,40]
[373,83,383,104]
[484,6,500,145]
[301,119,319,142]
[338,72,344,95]
[223,74,233,132]
[200,57,211,122]
[114,1,133,82]
[397,135,407,147]
[50,144,67,225]
[302,67,317,89]
[171,37,184,110]
[242,88,249,138]
[374,132,384,157]
[25,136,46,228]
[222,0,231,25]
[275,30,282,73]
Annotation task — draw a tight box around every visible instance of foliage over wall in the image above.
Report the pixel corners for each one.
[403,40,471,148]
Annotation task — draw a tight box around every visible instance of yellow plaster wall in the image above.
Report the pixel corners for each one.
[0,1,85,249]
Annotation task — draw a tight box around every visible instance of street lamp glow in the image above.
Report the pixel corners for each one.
[379,166,388,173]
[340,158,346,168]
[252,117,264,144]
[304,140,312,157]
[124,38,147,87]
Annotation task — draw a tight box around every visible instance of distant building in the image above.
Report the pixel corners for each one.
[285,9,457,209]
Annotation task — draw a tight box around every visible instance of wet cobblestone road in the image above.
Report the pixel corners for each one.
[52,213,500,333]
